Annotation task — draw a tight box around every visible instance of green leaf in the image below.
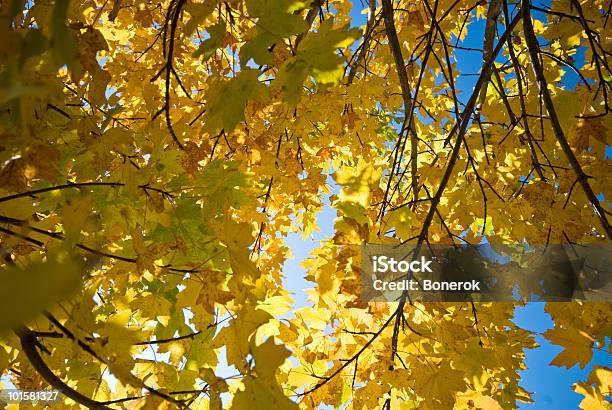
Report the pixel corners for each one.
[8,0,27,26]
[193,22,226,60]
[183,2,216,37]
[204,68,269,132]
[19,28,47,67]
[275,58,309,105]
[0,256,84,331]
[299,21,361,83]
[50,0,78,75]
[185,331,218,371]
[240,0,308,65]
[276,21,360,104]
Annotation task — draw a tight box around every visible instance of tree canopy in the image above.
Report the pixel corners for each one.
[0,0,611,408]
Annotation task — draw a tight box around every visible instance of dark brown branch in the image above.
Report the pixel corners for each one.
[0,182,122,204]
[381,18,523,398]
[346,0,379,84]
[0,216,197,274]
[157,0,187,150]
[134,330,202,345]
[380,0,419,217]
[478,0,502,109]
[428,5,460,124]
[422,11,521,248]
[530,4,594,23]
[0,226,44,246]
[46,104,72,119]
[294,0,322,49]
[45,312,107,363]
[33,327,214,347]
[299,309,399,396]
[0,181,174,205]
[538,50,592,90]
[569,0,611,114]
[502,1,548,181]
[521,0,612,240]
[43,314,187,408]
[15,326,112,409]
[341,328,377,336]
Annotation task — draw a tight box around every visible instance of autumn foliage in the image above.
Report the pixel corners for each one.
[0,0,611,408]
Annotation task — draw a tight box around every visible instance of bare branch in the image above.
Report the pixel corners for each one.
[478,0,502,109]
[521,0,612,240]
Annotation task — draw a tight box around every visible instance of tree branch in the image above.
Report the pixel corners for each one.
[478,0,502,109]
[346,0,379,84]
[155,0,187,150]
[0,182,174,205]
[521,0,612,240]
[15,326,112,410]
[0,216,197,274]
[298,309,399,396]
[419,10,521,247]
[294,0,322,49]
[381,0,419,206]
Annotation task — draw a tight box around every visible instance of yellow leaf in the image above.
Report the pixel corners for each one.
[232,338,299,410]
[574,382,610,410]
[335,161,381,207]
[386,206,417,240]
[256,294,294,317]
[545,327,594,369]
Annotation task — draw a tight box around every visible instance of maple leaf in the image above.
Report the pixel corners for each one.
[544,327,594,369]
[276,20,360,104]
[0,0,610,408]
[233,338,299,409]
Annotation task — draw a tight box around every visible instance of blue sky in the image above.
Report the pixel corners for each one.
[282,200,611,408]
[2,2,608,408]
[276,2,612,408]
